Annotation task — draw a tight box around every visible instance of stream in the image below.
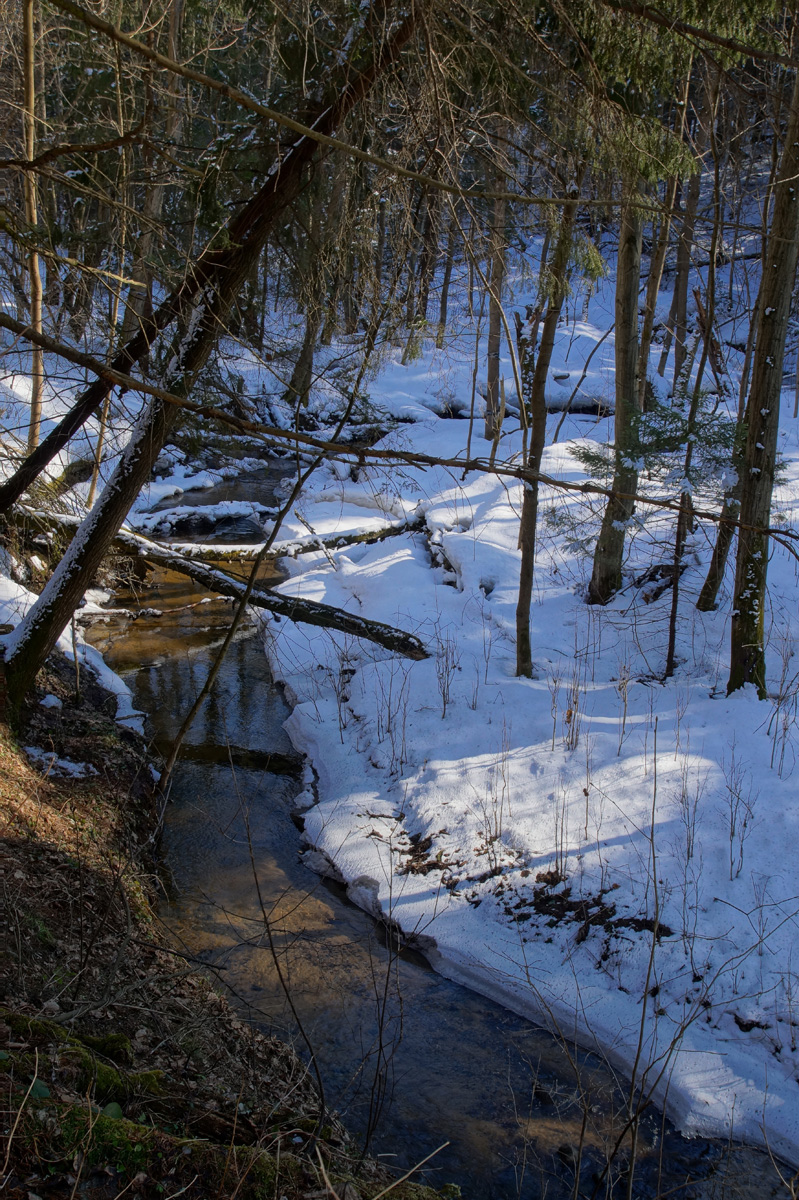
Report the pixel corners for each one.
[85,467,789,1200]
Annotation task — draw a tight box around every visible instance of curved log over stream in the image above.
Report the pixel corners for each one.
[16,507,430,661]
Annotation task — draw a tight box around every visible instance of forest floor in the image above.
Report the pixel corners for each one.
[0,646,442,1200]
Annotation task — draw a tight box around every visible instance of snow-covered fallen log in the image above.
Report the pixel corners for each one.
[14,507,430,661]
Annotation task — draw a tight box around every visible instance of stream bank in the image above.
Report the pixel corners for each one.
[81,464,791,1200]
[1,647,426,1200]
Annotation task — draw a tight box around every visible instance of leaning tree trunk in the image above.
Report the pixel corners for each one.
[516,188,580,676]
[1,6,423,712]
[727,70,799,697]
[587,194,643,605]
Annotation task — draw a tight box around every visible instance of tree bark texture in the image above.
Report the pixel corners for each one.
[727,70,799,697]
[587,198,642,605]
[484,189,506,440]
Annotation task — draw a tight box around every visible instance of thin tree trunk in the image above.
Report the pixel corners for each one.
[637,176,678,407]
[671,163,703,394]
[587,194,642,605]
[516,191,579,676]
[637,75,691,407]
[286,311,322,407]
[727,70,799,697]
[342,251,359,335]
[371,194,387,329]
[415,189,439,326]
[696,103,781,612]
[88,47,131,511]
[436,206,456,348]
[665,76,722,673]
[320,160,349,345]
[2,7,423,711]
[400,191,426,361]
[484,189,506,440]
[23,0,43,451]
[656,115,707,385]
[122,0,183,344]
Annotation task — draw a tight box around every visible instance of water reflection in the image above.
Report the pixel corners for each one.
[84,473,789,1199]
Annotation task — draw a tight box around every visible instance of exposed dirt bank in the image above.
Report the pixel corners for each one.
[1,651,444,1200]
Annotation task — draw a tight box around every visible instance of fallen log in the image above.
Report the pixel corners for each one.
[14,507,430,662]
[131,515,421,562]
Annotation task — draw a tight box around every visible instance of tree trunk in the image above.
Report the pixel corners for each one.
[286,309,322,407]
[516,192,579,676]
[415,189,439,327]
[695,388,749,612]
[23,0,43,451]
[697,100,780,613]
[727,70,799,697]
[665,78,722,672]
[587,195,642,605]
[320,160,349,345]
[656,123,706,388]
[670,163,703,395]
[371,194,387,331]
[484,189,506,440]
[1,7,423,711]
[436,207,456,348]
[121,0,184,344]
[637,176,677,408]
[88,37,134,511]
[637,76,690,407]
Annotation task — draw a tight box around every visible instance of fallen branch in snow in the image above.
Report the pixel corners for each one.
[133,515,423,562]
[14,508,430,661]
[4,311,798,547]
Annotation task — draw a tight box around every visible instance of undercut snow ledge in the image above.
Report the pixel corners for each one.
[282,690,799,1166]
[260,411,799,1173]
[0,575,144,733]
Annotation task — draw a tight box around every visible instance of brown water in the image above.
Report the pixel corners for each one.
[85,470,789,1200]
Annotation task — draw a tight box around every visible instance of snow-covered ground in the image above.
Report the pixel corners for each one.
[4,235,799,1165]
[0,572,144,733]
[251,292,799,1165]
[261,411,799,1166]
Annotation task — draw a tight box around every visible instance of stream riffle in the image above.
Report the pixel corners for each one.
[85,470,789,1200]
